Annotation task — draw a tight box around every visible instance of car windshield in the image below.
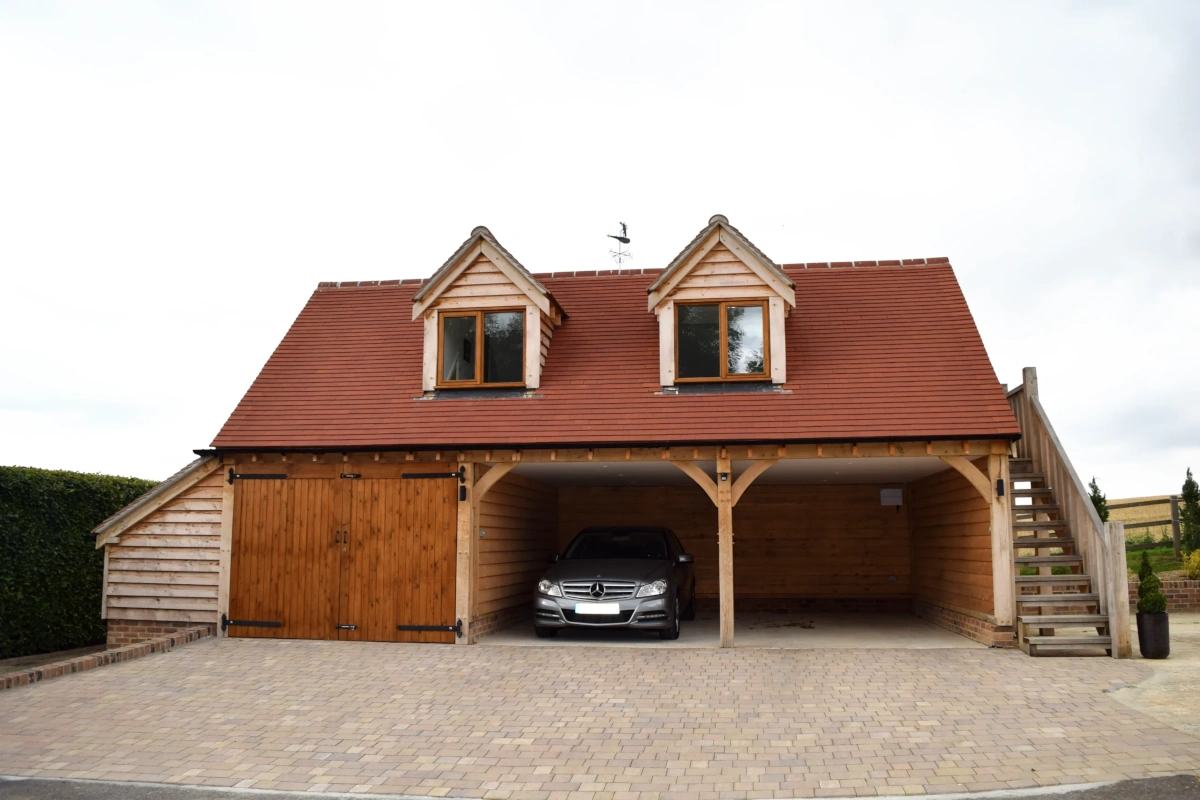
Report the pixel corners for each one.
[564,530,670,560]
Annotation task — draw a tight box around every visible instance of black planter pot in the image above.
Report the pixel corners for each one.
[1136,611,1170,659]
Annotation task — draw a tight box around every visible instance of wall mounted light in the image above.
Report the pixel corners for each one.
[719,473,729,482]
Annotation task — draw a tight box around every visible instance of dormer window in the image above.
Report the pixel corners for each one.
[439,309,525,387]
[649,215,795,387]
[414,226,565,392]
[677,300,768,381]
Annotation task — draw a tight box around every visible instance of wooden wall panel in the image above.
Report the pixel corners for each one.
[476,473,557,618]
[104,471,223,624]
[439,254,529,307]
[909,464,994,616]
[557,484,908,599]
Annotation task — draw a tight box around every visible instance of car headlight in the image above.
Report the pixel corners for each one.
[537,579,563,597]
[636,579,668,598]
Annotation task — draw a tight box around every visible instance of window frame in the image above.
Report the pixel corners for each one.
[674,298,771,383]
[436,307,527,389]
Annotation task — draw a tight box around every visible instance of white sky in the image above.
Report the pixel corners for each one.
[1,1,1197,499]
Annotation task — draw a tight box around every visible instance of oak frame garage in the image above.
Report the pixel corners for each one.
[226,462,460,643]
[90,216,1131,657]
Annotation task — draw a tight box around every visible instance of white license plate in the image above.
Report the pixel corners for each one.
[574,602,620,615]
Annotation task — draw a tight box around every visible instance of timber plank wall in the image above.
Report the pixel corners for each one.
[909,463,993,616]
[104,470,223,625]
[558,484,911,600]
[477,473,557,620]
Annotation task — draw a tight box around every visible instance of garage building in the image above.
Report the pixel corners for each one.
[93,216,1130,656]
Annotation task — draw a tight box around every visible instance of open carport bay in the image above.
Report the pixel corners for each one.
[473,455,1003,647]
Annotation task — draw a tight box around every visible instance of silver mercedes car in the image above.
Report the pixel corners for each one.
[532,526,696,640]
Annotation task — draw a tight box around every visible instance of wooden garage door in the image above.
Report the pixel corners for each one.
[228,469,457,643]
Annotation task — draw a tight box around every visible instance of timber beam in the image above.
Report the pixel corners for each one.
[225,440,1011,468]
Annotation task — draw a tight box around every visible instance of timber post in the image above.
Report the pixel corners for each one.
[1105,520,1132,658]
[1170,495,1182,559]
[716,448,735,648]
[455,462,478,644]
[988,449,1015,629]
[217,459,236,637]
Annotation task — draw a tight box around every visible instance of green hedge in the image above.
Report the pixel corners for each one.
[0,466,157,660]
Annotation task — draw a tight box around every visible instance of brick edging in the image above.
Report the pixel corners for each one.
[912,599,1014,647]
[1,626,212,691]
[1128,578,1200,612]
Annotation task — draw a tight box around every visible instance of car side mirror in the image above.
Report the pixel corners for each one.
[678,553,694,564]
[547,554,560,563]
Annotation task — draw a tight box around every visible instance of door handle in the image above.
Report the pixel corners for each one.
[335,624,357,631]
[334,531,340,543]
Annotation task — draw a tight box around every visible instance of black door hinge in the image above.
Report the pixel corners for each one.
[228,468,287,485]
[221,613,282,630]
[402,467,465,480]
[397,619,463,638]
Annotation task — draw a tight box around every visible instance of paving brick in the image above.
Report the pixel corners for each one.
[0,638,1196,798]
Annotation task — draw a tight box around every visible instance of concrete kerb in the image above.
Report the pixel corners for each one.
[0,776,1126,799]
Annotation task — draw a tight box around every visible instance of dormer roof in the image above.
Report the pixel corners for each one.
[411,226,564,321]
[647,215,796,310]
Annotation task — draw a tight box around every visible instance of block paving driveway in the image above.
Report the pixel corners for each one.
[0,637,1197,798]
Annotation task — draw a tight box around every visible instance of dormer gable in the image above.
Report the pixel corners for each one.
[650,215,796,387]
[414,226,564,391]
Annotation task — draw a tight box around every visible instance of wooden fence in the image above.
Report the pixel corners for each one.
[1108,496,1184,556]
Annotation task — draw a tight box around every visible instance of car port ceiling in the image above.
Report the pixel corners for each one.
[511,456,951,487]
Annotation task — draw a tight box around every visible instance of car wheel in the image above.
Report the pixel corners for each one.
[659,595,681,640]
[534,627,558,639]
[682,586,696,621]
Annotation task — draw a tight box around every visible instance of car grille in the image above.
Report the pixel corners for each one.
[563,609,635,623]
[561,580,637,600]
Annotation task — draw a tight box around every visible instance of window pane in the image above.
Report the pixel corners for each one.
[483,311,524,384]
[441,315,476,382]
[677,304,720,379]
[726,304,765,375]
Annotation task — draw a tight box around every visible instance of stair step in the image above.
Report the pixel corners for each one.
[1014,555,1082,565]
[1024,635,1112,647]
[1012,504,1061,514]
[1018,614,1109,625]
[1015,593,1098,605]
[1015,574,1091,585]
[1012,487,1054,497]
[1014,537,1076,549]
[1013,521,1069,530]
[1010,473,1047,482]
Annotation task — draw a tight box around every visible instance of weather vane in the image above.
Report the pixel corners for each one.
[607,222,631,268]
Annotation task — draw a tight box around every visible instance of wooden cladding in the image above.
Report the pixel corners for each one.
[558,484,911,600]
[227,464,457,643]
[476,472,557,620]
[104,469,223,624]
[909,461,994,616]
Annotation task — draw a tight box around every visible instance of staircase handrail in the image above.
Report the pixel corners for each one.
[1008,368,1131,657]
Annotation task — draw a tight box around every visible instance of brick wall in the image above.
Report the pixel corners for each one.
[107,618,217,648]
[912,599,1014,647]
[1128,579,1200,612]
[469,605,530,642]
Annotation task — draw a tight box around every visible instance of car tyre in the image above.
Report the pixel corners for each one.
[659,595,682,640]
[534,627,558,639]
[682,586,696,621]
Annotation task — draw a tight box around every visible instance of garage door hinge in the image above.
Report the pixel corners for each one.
[227,468,288,484]
[221,613,283,630]
[397,619,463,638]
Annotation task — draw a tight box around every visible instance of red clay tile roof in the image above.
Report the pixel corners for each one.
[210,259,1020,449]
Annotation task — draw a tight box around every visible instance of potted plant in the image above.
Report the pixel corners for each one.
[1135,551,1169,659]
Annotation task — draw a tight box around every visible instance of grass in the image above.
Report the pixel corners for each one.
[1126,546,1183,576]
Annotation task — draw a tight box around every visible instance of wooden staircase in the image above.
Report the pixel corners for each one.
[1010,456,1113,656]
